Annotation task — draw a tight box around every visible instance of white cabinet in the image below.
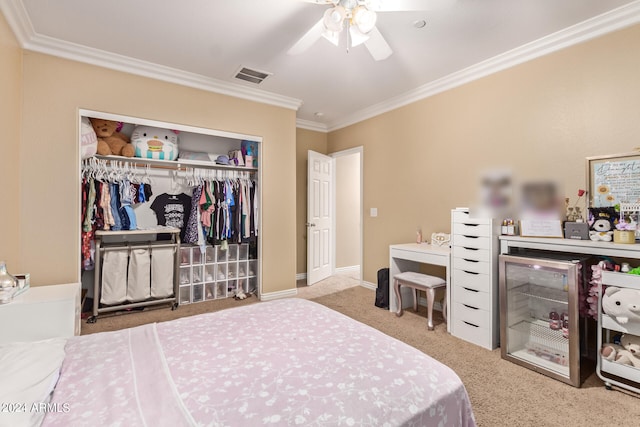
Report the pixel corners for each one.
[0,283,81,344]
[450,208,501,350]
[597,271,640,393]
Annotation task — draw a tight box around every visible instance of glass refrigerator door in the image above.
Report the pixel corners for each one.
[500,255,578,382]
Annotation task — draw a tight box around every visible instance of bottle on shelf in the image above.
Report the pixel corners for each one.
[562,313,569,338]
[549,310,561,330]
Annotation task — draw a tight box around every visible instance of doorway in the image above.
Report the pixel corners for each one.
[302,146,363,292]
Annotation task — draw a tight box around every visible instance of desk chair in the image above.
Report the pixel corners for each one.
[393,271,446,330]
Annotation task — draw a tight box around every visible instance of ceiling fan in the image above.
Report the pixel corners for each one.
[288,0,456,61]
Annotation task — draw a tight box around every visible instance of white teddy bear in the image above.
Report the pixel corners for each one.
[602,286,640,324]
[602,334,640,368]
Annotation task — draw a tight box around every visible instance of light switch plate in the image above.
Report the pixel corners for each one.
[370,208,378,217]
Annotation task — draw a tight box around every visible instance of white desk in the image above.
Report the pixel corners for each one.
[389,243,451,332]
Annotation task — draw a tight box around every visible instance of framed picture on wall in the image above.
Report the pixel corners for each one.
[586,152,640,207]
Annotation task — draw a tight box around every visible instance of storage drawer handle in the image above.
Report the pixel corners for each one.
[463,321,479,328]
[463,223,479,227]
[463,258,479,263]
[462,270,479,275]
[462,235,479,239]
[462,247,479,251]
[462,287,479,293]
[463,304,479,310]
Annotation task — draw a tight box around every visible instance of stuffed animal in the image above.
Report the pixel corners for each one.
[602,334,640,367]
[90,118,134,157]
[589,218,614,241]
[131,126,179,161]
[588,207,617,242]
[602,286,640,324]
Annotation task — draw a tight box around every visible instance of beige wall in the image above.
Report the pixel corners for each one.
[16,51,297,294]
[327,23,640,284]
[0,13,22,272]
[295,128,327,275]
[335,152,361,268]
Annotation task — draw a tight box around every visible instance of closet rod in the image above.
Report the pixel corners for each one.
[100,243,178,252]
[94,154,257,173]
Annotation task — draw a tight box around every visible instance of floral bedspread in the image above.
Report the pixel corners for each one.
[43,298,476,426]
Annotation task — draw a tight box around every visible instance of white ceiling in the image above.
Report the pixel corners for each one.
[2,0,640,131]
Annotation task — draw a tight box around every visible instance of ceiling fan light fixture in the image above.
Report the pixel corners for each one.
[352,6,377,34]
[323,6,346,33]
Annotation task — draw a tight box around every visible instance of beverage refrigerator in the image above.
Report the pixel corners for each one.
[499,252,593,387]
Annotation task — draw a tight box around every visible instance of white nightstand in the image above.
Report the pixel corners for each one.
[0,283,81,344]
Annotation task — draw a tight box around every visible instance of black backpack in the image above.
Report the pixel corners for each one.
[374,268,389,309]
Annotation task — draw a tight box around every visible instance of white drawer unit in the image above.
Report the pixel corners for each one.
[450,208,501,350]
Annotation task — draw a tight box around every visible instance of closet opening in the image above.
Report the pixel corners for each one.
[78,109,262,322]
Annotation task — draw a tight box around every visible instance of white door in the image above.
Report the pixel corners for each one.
[307,150,334,285]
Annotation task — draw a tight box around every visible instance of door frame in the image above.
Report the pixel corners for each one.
[330,146,364,283]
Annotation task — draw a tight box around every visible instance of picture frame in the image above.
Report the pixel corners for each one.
[586,152,640,208]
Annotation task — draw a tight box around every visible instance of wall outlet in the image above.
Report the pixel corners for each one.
[370,208,378,217]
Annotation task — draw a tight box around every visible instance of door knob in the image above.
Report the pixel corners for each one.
[306,222,316,227]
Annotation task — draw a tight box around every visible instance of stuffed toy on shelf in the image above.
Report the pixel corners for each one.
[90,117,134,157]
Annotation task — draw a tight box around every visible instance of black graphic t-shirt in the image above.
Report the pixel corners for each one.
[150,193,192,241]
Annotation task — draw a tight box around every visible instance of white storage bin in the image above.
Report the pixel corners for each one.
[228,244,238,261]
[227,263,238,279]
[192,265,203,283]
[180,247,191,265]
[191,247,203,265]
[216,263,227,281]
[179,286,191,305]
[227,279,237,293]
[239,244,249,260]
[237,261,248,278]
[192,283,204,303]
[179,266,191,285]
[216,282,227,299]
[205,246,215,263]
[204,264,215,282]
[205,283,216,300]
[216,245,228,262]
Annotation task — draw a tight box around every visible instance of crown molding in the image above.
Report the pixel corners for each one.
[0,0,302,112]
[296,119,328,132]
[326,0,640,131]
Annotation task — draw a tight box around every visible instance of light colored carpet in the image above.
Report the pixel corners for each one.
[81,275,640,427]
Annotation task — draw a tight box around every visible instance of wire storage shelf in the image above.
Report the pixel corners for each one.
[510,283,568,305]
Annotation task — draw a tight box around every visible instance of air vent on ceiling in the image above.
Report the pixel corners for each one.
[234,66,272,85]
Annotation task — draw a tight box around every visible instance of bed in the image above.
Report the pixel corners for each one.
[3,298,476,427]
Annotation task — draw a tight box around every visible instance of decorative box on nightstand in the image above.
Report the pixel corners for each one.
[0,283,81,344]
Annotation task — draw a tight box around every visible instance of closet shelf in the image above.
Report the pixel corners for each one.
[94,154,258,172]
[95,227,180,237]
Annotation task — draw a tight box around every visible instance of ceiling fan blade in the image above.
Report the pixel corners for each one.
[368,0,457,12]
[287,18,325,55]
[364,26,392,61]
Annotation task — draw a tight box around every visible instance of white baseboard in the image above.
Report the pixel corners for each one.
[335,265,360,274]
[296,265,360,282]
[361,281,376,290]
[260,288,298,301]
